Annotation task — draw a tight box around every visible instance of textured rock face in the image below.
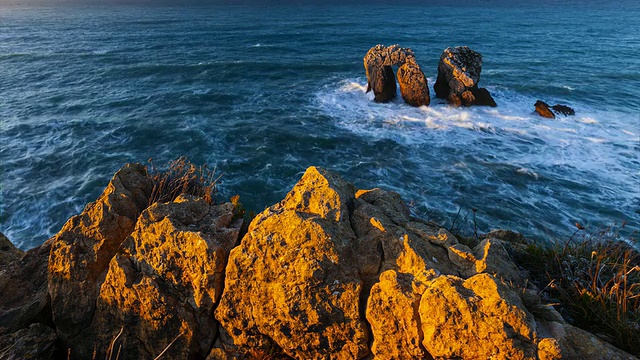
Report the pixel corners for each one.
[420,274,538,359]
[216,167,369,359]
[434,46,496,107]
[71,194,241,359]
[397,61,430,107]
[0,237,53,334]
[363,44,430,106]
[48,163,152,341]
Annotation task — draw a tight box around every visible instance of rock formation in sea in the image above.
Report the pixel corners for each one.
[0,164,637,359]
[434,46,497,107]
[364,44,430,106]
[535,100,576,118]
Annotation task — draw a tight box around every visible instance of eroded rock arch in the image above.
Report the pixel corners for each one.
[364,44,431,107]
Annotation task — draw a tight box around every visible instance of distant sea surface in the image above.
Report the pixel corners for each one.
[1,1,639,249]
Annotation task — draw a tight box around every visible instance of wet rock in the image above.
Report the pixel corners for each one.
[535,100,556,118]
[397,61,430,107]
[71,194,241,359]
[551,104,575,116]
[0,238,53,334]
[0,323,57,360]
[48,163,152,341]
[434,46,496,107]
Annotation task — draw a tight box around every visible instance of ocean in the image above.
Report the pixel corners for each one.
[1,1,639,249]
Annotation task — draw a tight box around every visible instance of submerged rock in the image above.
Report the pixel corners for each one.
[551,104,576,116]
[434,46,497,107]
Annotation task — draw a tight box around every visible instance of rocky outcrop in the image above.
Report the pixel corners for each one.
[48,163,153,341]
[535,100,576,118]
[434,46,497,107]
[2,164,637,360]
[364,44,430,106]
[0,235,53,335]
[535,100,556,118]
[70,194,242,359]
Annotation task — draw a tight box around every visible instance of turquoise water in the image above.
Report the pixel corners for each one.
[1,2,639,249]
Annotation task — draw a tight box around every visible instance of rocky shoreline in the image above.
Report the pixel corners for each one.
[0,164,636,359]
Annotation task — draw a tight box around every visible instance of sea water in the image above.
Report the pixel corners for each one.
[1,1,639,249]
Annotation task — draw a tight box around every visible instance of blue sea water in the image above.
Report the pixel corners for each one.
[1,1,639,249]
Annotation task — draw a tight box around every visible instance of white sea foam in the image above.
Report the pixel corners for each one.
[312,78,640,210]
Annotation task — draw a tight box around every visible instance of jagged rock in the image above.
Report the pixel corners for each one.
[0,232,23,267]
[551,104,575,116]
[366,270,430,359]
[420,273,539,359]
[0,323,57,360]
[397,61,430,107]
[216,167,369,359]
[535,100,556,118]
[434,46,496,107]
[48,163,152,342]
[0,237,53,334]
[70,194,241,359]
[363,44,430,106]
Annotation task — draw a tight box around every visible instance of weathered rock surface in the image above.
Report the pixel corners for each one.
[363,44,430,106]
[3,163,637,360]
[434,46,497,107]
[420,273,538,359]
[69,194,242,359]
[216,167,370,359]
[0,236,53,334]
[0,323,57,360]
[397,61,430,107]
[48,163,153,341]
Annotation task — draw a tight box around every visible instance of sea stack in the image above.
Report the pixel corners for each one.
[434,46,497,107]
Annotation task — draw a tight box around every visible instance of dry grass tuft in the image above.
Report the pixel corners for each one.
[147,157,221,206]
[518,223,639,356]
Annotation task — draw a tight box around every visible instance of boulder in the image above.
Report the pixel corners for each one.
[420,273,539,359]
[535,100,556,118]
[0,323,57,360]
[48,163,152,341]
[0,237,53,334]
[434,46,496,107]
[215,167,369,359]
[70,194,242,359]
[397,61,430,107]
[363,44,430,106]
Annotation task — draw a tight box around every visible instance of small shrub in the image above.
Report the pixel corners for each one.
[146,157,221,206]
